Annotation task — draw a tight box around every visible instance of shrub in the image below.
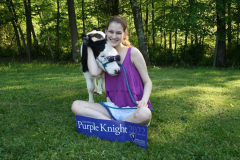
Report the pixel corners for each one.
[149,44,179,66]
[177,43,211,67]
[227,42,240,69]
[0,46,18,58]
[149,43,212,67]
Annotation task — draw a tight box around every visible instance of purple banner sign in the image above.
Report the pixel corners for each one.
[76,115,148,148]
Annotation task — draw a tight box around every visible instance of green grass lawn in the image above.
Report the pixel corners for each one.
[0,61,240,159]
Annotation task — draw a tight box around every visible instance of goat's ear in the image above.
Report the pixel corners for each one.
[82,34,88,45]
[82,34,86,39]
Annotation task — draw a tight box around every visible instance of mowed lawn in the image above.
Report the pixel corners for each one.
[0,61,239,159]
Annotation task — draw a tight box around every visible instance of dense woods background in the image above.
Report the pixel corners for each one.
[0,0,240,68]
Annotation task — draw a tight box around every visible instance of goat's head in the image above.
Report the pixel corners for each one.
[82,30,120,76]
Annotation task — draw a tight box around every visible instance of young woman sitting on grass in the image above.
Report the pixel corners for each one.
[71,15,153,126]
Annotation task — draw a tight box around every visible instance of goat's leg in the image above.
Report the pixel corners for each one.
[84,72,95,102]
[96,74,104,95]
[101,74,111,102]
[87,78,95,103]
[93,78,98,94]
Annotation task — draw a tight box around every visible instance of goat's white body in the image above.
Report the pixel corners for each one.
[81,31,119,102]
[83,71,105,102]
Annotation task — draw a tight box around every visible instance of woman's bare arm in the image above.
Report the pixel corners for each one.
[131,47,152,108]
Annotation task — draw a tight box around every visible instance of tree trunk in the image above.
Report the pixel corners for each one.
[152,1,155,46]
[227,1,232,44]
[160,28,162,45]
[107,0,110,14]
[191,35,193,46]
[56,0,60,60]
[164,31,166,50]
[169,0,173,50]
[213,35,219,68]
[24,0,31,61]
[163,1,166,50]
[12,22,22,58]
[31,23,38,59]
[237,22,239,44]
[216,0,227,66]
[185,32,188,47]
[195,33,198,44]
[169,32,172,49]
[145,4,148,43]
[6,0,22,58]
[113,0,119,16]
[184,31,188,61]
[67,0,79,61]
[94,0,100,29]
[130,0,150,65]
[237,2,240,44]
[174,28,177,54]
[18,26,27,55]
[140,0,142,21]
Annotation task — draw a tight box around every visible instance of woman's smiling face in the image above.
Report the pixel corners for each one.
[105,22,126,48]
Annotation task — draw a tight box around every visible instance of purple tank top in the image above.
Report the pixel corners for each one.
[105,47,152,109]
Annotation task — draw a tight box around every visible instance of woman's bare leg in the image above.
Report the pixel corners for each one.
[71,100,111,120]
[123,107,152,126]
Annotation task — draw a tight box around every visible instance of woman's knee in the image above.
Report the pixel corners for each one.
[134,107,152,124]
[71,100,84,114]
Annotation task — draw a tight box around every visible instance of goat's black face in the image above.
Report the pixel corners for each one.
[81,30,120,75]
[82,31,106,58]
[88,38,107,58]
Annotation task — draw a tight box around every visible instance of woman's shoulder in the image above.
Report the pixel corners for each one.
[130,47,143,59]
[128,47,146,66]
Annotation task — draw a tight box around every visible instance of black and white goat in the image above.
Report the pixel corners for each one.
[81,30,120,102]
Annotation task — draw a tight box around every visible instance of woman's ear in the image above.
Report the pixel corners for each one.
[105,29,107,34]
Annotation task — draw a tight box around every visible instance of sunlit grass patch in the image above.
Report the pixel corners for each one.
[0,62,240,159]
